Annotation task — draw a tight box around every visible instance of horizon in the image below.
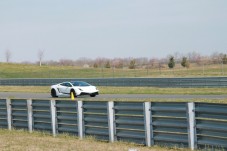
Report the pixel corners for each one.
[0,51,225,65]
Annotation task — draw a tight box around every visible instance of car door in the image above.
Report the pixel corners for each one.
[58,83,66,94]
[65,82,72,94]
[60,82,72,94]
[62,82,72,94]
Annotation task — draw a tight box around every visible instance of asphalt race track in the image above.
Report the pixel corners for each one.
[0,92,227,100]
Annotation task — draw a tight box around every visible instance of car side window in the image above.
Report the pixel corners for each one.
[60,83,71,87]
[65,83,72,87]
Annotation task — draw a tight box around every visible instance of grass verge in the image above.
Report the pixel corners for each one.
[0,129,190,151]
[0,86,227,95]
[1,86,227,104]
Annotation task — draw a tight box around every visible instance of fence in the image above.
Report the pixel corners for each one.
[1,77,227,87]
[0,98,227,150]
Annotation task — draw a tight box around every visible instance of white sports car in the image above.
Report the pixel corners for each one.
[50,81,99,98]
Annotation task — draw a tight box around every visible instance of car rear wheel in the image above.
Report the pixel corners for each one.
[51,89,58,97]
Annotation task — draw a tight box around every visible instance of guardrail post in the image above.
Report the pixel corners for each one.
[50,100,57,137]
[144,102,151,146]
[6,98,12,130]
[150,102,154,145]
[27,99,33,133]
[187,102,197,150]
[77,101,83,139]
[108,101,114,143]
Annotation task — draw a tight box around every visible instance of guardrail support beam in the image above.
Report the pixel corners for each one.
[27,99,33,133]
[144,102,151,147]
[6,99,12,130]
[108,101,115,143]
[77,101,83,139]
[187,102,197,150]
[50,100,57,137]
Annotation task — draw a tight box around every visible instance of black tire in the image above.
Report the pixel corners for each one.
[51,89,58,97]
[90,94,96,97]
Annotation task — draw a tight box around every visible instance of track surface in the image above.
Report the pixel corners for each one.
[0,92,227,99]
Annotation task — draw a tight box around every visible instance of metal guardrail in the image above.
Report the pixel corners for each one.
[195,103,227,149]
[151,102,188,148]
[114,102,145,144]
[56,100,78,135]
[0,99,227,150]
[1,77,227,87]
[83,101,109,141]
[11,99,28,130]
[32,100,52,132]
[0,99,7,129]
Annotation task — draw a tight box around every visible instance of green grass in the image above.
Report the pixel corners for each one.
[0,129,191,151]
[0,62,227,78]
[0,86,227,95]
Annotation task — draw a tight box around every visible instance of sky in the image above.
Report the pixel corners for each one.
[0,0,227,62]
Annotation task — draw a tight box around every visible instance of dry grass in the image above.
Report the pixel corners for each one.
[0,129,190,151]
[0,86,48,93]
[80,98,227,104]
[99,87,227,95]
[0,62,227,78]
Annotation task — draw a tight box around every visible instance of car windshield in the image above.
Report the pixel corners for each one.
[71,81,91,87]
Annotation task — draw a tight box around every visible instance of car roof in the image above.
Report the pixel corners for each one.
[59,81,90,85]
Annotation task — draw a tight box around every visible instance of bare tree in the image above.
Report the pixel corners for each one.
[5,49,12,63]
[211,52,224,64]
[38,50,45,66]
[187,51,201,64]
[112,58,124,69]
[94,57,107,68]
[148,58,159,68]
[173,51,182,63]
[59,59,74,66]
[75,57,93,67]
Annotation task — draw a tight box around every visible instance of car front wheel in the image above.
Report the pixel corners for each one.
[70,90,77,98]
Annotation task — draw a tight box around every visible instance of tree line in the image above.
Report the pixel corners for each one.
[45,52,227,69]
[2,50,227,69]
